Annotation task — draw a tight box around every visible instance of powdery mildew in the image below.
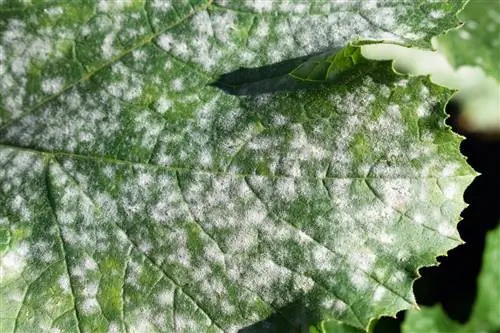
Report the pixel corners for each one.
[0,1,474,332]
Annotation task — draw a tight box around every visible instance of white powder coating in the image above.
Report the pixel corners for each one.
[0,241,29,282]
[41,77,65,94]
[0,1,475,332]
[373,285,387,301]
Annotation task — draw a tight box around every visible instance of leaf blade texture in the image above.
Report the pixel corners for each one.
[0,1,474,332]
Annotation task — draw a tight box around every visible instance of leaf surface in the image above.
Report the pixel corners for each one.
[0,1,474,332]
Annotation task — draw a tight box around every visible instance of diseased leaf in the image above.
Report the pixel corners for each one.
[436,0,500,81]
[402,222,500,333]
[0,1,474,332]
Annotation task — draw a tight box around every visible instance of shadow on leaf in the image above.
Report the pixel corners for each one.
[210,48,346,96]
[238,296,321,333]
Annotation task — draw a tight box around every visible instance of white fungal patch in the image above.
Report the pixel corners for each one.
[378,232,395,244]
[310,246,330,272]
[438,222,456,237]
[107,322,120,333]
[81,297,100,315]
[349,272,369,290]
[293,275,315,293]
[41,77,64,94]
[390,270,407,284]
[156,97,172,114]
[98,0,133,12]
[58,275,71,293]
[212,11,236,44]
[0,242,29,282]
[246,0,273,12]
[45,6,64,16]
[83,256,98,271]
[150,0,172,11]
[442,183,458,199]
[373,285,387,301]
[348,248,376,271]
[430,10,445,19]
[157,34,174,51]
[127,309,159,332]
[276,178,297,201]
[101,33,117,59]
[416,105,429,117]
[441,163,459,177]
[171,78,184,91]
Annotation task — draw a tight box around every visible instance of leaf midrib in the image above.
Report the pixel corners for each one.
[0,143,474,181]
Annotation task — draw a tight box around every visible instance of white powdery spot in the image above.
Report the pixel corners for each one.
[279,2,308,14]
[138,241,152,253]
[107,322,120,333]
[373,285,387,301]
[387,104,401,117]
[246,258,291,293]
[81,297,100,315]
[192,11,213,36]
[443,183,458,199]
[246,0,273,12]
[379,179,412,210]
[44,6,64,16]
[272,114,288,126]
[276,178,297,201]
[151,0,172,11]
[349,248,376,271]
[171,78,184,91]
[83,282,99,297]
[175,315,206,332]
[391,270,406,283]
[41,77,64,94]
[83,256,98,271]
[132,49,147,62]
[430,10,445,19]
[255,20,270,38]
[420,85,430,98]
[101,33,117,59]
[416,105,429,117]
[378,232,395,244]
[157,34,173,51]
[199,150,212,167]
[11,194,31,220]
[362,1,377,10]
[441,163,459,177]
[212,11,236,44]
[312,246,331,270]
[293,275,315,293]
[156,97,172,114]
[322,298,347,313]
[227,229,257,253]
[350,272,369,290]
[438,222,456,237]
[157,290,173,306]
[98,0,132,12]
[58,275,71,293]
[395,79,408,87]
[0,242,29,282]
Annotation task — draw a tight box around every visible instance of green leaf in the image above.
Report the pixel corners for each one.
[0,1,473,332]
[436,0,500,81]
[402,222,500,333]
